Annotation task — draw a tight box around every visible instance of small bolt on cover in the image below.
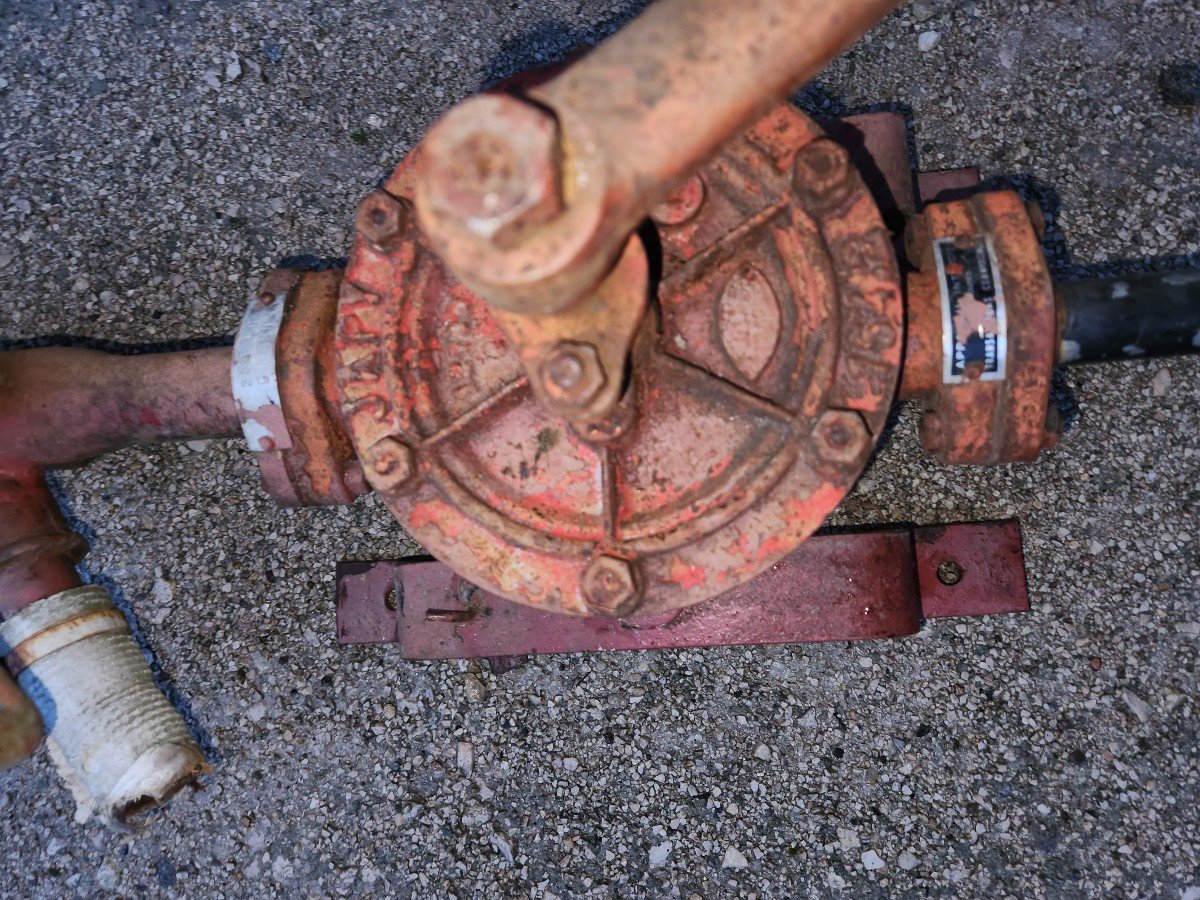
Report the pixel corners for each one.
[580,555,642,617]
[792,138,854,212]
[812,409,870,465]
[363,436,417,494]
[651,174,706,226]
[540,341,607,409]
[355,190,406,249]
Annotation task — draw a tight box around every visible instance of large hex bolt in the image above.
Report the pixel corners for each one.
[580,555,642,617]
[362,436,417,494]
[355,190,406,250]
[540,341,606,410]
[792,138,855,213]
[651,174,706,227]
[812,409,870,465]
[420,93,563,247]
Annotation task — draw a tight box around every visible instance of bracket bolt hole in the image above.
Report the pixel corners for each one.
[936,560,964,586]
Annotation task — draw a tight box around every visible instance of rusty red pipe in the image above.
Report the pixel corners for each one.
[0,346,240,468]
[0,461,85,764]
[0,461,87,618]
[0,345,240,767]
[0,345,241,613]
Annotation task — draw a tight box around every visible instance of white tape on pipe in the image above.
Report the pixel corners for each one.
[0,586,209,826]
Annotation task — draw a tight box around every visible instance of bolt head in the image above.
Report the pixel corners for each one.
[812,409,870,465]
[540,341,606,409]
[580,555,641,616]
[792,139,853,211]
[363,436,417,494]
[651,174,706,226]
[422,93,561,246]
[936,560,964,586]
[355,190,405,248]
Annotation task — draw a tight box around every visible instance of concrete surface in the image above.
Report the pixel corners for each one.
[1,0,1198,896]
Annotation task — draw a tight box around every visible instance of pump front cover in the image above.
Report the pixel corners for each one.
[335,105,902,617]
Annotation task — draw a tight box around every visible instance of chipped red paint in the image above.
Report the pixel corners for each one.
[900,192,1058,464]
[335,521,1030,655]
[335,104,903,618]
[253,269,368,506]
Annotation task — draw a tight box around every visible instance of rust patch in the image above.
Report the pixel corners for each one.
[337,104,902,616]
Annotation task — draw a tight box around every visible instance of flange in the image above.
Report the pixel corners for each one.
[335,104,902,617]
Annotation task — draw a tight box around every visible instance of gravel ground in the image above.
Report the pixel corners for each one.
[2,0,1198,897]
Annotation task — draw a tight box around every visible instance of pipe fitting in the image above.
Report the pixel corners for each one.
[0,585,209,826]
[236,268,367,506]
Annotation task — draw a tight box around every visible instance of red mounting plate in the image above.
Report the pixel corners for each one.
[335,520,1028,659]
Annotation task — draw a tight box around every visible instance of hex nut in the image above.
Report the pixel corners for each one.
[355,190,406,249]
[363,437,417,494]
[580,555,641,616]
[421,93,562,246]
[540,342,606,409]
[792,139,854,212]
[812,409,870,465]
[651,174,706,227]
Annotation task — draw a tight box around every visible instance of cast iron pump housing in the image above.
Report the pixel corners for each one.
[1,0,1197,825]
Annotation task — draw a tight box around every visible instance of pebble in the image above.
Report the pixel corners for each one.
[246,703,266,723]
[753,744,771,761]
[463,674,488,703]
[97,866,118,890]
[461,805,490,828]
[649,841,671,868]
[918,31,942,52]
[898,850,920,871]
[457,741,475,775]
[152,576,174,605]
[1122,690,1153,723]
[722,848,749,869]
[155,858,177,887]
[1150,367,1172,397]
[910,0,937,21]
[490,832,514,865]
[861,850,886,871]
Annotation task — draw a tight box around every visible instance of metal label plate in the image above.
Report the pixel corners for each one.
[935,236,1007,384]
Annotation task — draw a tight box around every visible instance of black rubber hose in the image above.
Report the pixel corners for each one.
[1056,269,1200,364]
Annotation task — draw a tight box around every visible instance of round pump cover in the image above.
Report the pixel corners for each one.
[335,104,902,617]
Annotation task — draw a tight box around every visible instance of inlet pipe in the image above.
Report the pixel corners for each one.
[0,346,239,467]
[0,585,209,825]
[0,345,239,815]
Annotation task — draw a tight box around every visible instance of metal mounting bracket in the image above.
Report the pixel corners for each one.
[334,519,1028,659]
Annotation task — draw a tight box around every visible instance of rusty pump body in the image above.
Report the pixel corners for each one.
[2,0,1198,823]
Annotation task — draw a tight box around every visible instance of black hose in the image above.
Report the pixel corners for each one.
[1056,270,1200,364]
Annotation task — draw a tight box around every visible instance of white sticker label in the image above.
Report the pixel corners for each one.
[935,236,1008,384]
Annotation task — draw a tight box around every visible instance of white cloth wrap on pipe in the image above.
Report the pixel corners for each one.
[0,585,208,825]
